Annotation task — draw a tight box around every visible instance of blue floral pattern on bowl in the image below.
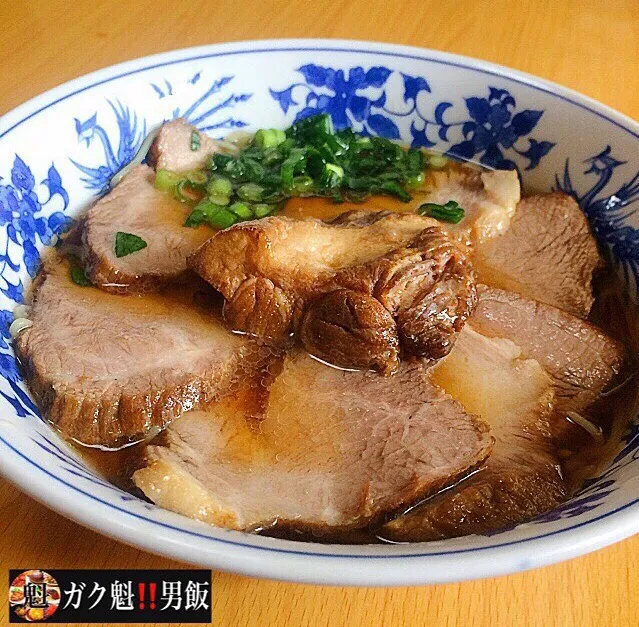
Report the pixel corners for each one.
[270,65,554,171]
[556,147,639,290]
[0,158,73,402]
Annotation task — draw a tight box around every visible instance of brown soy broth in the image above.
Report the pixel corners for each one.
[80,441,148,492]
[561,272,639,493]
[60,165,639,544]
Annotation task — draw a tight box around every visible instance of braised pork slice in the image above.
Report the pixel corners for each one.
[15,257,248,447]
[148,118,224,173]
[133,351,492,532]
[82,165,214,293]
[421,165,521,243]
[300,225,476,371]
[474,193,600,317]
[471,285,624,409]
[422,168,598,317]
[382,287,625,541]
[189,212,476,373]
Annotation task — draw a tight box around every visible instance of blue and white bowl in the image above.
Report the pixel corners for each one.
[0,39,637,586]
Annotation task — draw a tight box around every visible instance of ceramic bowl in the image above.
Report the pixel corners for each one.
[0,39,637,586]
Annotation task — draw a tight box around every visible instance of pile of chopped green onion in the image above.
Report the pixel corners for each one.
[153,114,443,230]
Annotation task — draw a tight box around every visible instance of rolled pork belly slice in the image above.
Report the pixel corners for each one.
[188,212,477,373]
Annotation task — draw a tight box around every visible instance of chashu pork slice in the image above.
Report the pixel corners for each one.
[474,193,601,318]
[82,165,214,293]
[188,212,477,372]
[421,165,599,318]
[148,118,225,173]
[15,257,249,447]
[133,351,493,532]
[382,286,625,541]
[420,165,521,244]
[471,285,624,410]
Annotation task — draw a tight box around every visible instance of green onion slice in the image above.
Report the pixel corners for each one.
[418,200,465,224]
[254,128,286,149]
[185,200,238,229]
[237,183,265,202]
[70,260,92,286]
[115,232,147,257]
[253,204,275,218]
[154,169,182,192]
[207,175,233,197]
[229,202,254,220]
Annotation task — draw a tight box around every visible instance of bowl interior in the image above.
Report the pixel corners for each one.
[0,40,638,584]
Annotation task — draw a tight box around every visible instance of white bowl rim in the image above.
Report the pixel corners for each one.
[0,38,638,586]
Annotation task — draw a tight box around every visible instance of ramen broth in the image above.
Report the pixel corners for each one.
[71,184,639,543]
